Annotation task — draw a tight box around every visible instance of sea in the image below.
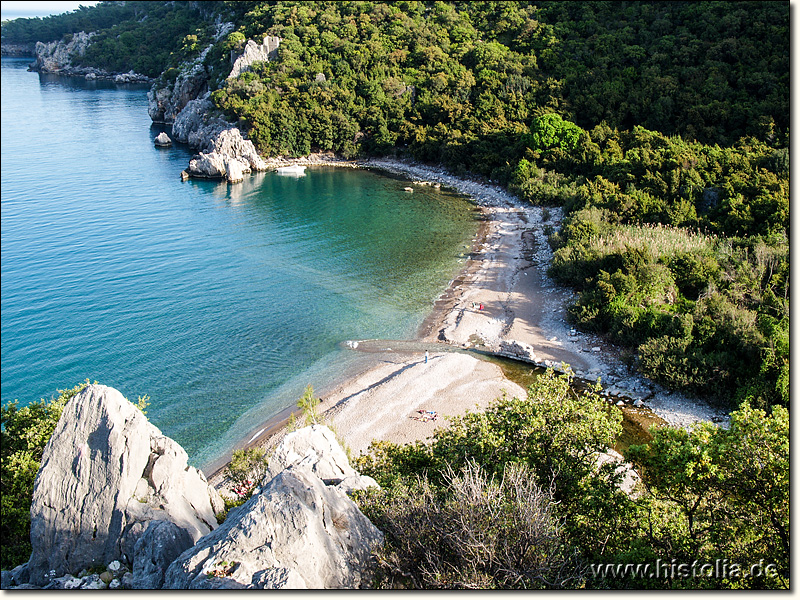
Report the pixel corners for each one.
[0,57,479,470]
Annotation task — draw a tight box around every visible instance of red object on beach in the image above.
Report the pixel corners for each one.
[479,303,484,310]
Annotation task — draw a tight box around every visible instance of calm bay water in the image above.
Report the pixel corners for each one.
[0,58,478,468]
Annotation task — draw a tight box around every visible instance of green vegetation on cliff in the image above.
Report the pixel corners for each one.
[204,1,787,166]
[1,1,217,77]
[0,383,88,569]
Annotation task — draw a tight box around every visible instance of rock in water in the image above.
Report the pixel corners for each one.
[163,465,383,589]
[225,158,247,183]
[212,129,268,172]
[154,132,172,147]
[187,152,227,179]
[27,384,222,587]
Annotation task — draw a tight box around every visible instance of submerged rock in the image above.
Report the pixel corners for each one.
[26,384,221,587]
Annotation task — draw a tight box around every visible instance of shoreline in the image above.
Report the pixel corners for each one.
[206,154,730,488]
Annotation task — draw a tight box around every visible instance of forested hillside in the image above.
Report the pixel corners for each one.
[204,0,789,411]
[2,0,789,410]
[1,1,218,77]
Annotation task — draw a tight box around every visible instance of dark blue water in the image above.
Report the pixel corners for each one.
[0,58,478,468]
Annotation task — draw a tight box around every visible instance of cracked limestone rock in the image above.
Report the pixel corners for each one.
[26,384,223,587]
[32,31,93,73]
[268,425,379,492]
[163,463,383,589]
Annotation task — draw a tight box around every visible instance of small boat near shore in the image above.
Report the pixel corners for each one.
[275,165,307,176]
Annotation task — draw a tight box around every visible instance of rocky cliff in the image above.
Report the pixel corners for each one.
[30,31,93,73]
[30,32,150,82]
[1,43,36,57]
[147,20,234,123]
[2,387,382,590]
[148,32,278,184]
[227,36,281,80]
[22,384,222,587]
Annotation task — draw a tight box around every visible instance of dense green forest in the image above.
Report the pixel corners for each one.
[1,1,218,77]
[0,1,789,588]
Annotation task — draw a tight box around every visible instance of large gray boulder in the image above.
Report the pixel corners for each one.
[212,129,268,172]
[163,464,383,589]
[123,520,194,589]
[154,132,172,147]
[224,157,247,183]
[171,96,220,147]
[182,121,268,183]
[187,152,228,179]
[27,384,222,587]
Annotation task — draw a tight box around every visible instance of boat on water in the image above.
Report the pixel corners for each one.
[275,165,307,175]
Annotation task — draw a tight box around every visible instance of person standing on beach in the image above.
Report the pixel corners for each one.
[425,351,429,364]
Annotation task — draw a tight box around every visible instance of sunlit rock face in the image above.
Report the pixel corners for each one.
[26,384,222,587]
[164,426,382,590]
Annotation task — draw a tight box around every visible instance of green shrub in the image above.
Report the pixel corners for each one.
[1,382,90,569]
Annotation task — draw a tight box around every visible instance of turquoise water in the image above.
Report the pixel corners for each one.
[0,58,479,468]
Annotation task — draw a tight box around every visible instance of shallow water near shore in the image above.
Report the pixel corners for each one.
[0,58,479,469]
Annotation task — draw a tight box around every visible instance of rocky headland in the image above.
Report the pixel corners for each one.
[1,43,36,57]
[28,31,151,83]
[1,385,381,590]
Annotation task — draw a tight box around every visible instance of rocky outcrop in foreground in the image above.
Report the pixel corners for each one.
[2,387,382,590]
[24,384,223,587]
[164,425,382,589]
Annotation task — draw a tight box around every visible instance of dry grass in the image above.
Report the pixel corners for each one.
[594,223,716,260]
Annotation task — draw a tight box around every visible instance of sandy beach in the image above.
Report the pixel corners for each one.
[207,154,729,487]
